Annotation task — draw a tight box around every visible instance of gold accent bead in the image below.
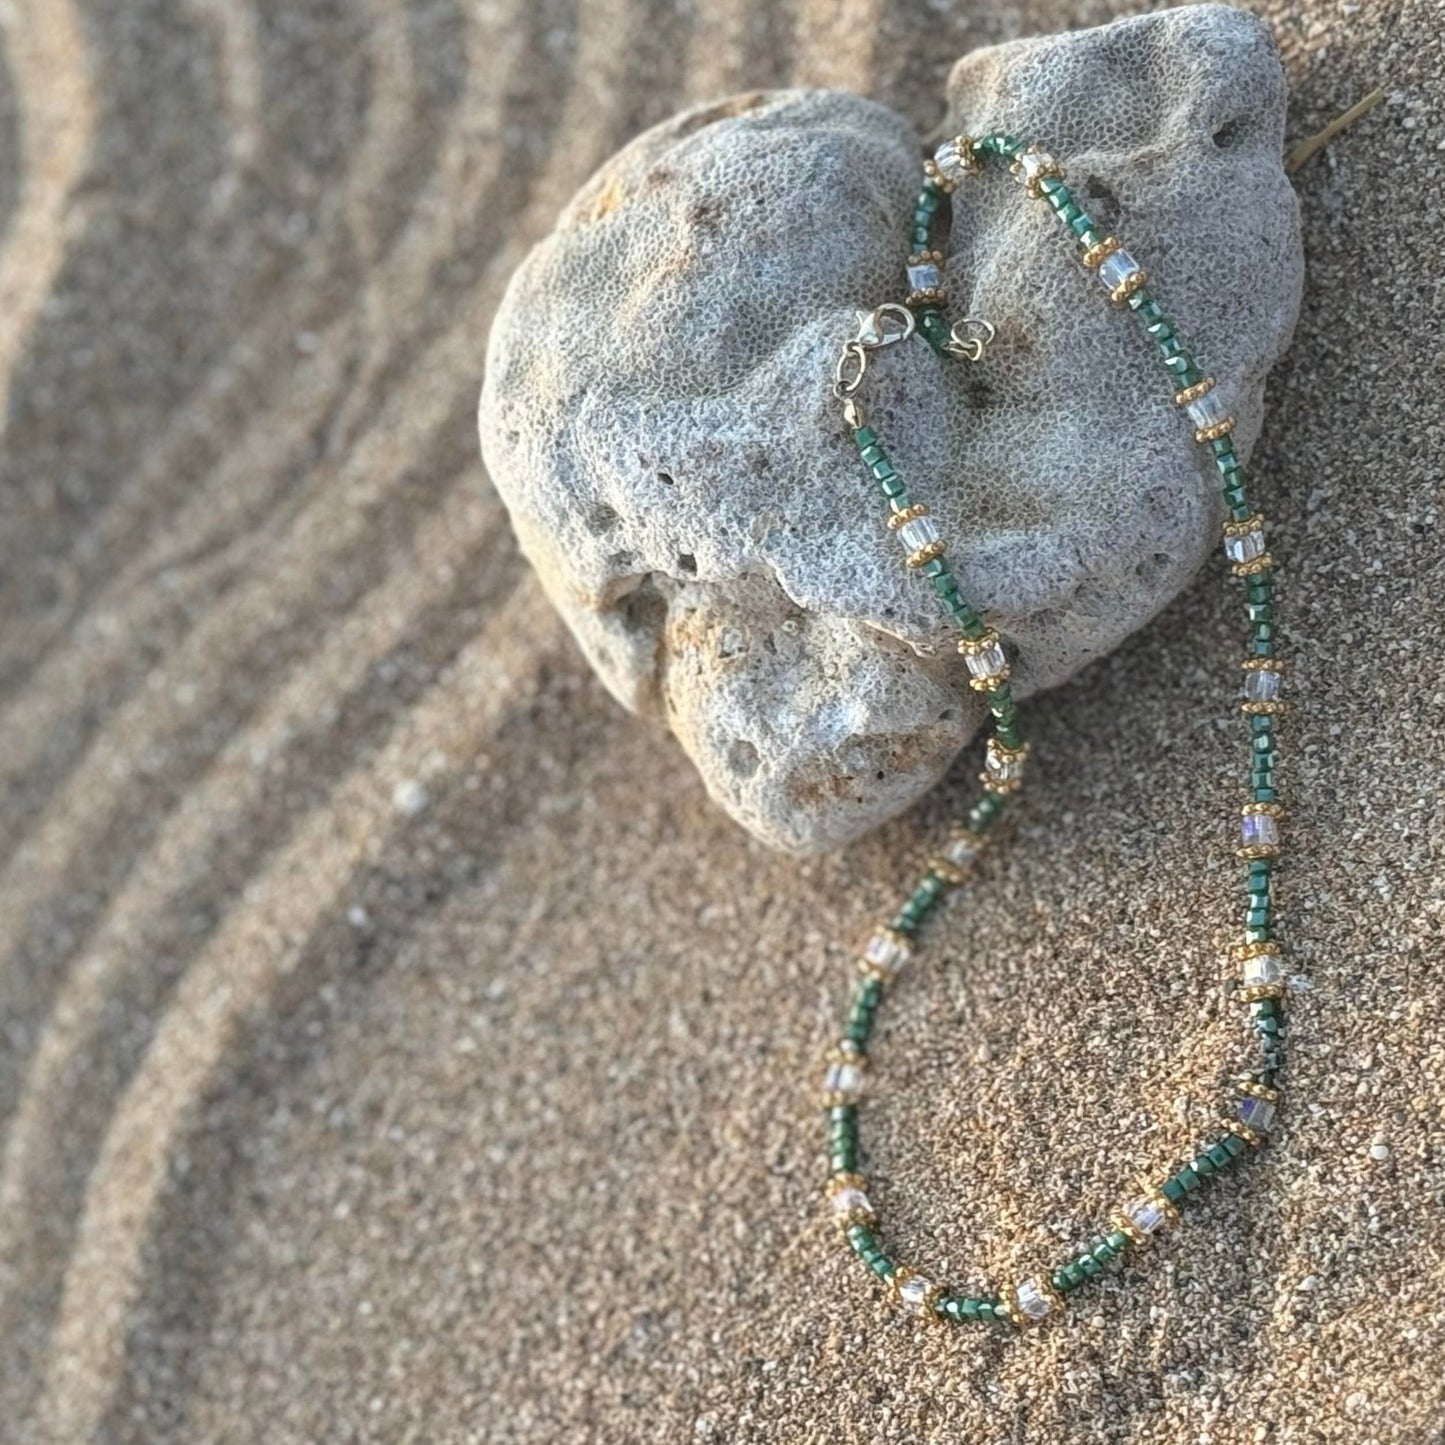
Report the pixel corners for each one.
[1243,657,1286,673]
[1237,844,1280,861]
[1243,802,1284,817]
[1110,1211,1147,1248]
[1175,376,1216,407]
[1236,939,1282,961]
[955,137,984,174]
[956,630,1000,657]
[1148,1186,1181,1227]
[906,538,947,568]
[826,1170,867,1193]
[921,158,955,194]
[1242,699,1287,716]
[1110,268,1149,305]
[1082,236,1121,269]
[1232,552,1273,577]
[967,668,1009,693]
[1237,1078,1281,1103]
[1229,1119,1265,1148]
[887,503,929,531]
[981,777,1022,796]
[820,1042,868,1108]
[1240,982,1286,1002]
[1195,416,1236,443]
[1223,512,1265,538]
[905,287,947,308]
[927,855,970,886]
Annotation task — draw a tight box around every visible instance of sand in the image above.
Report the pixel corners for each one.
[0,1,1441,1441]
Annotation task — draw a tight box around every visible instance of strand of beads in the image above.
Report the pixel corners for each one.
[821,133,1288,1331]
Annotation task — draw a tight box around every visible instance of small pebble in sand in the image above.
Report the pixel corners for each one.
[1369,1135,1391,1161]
[392,779,430,816]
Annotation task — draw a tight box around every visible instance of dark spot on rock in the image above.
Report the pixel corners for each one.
[687,197,725,233]
[586,503,621,535]
[677,553,697,575]
[1082,174,1119,226]
[657,470,675,487]
[1213,114,1252,149]
[727,738,760,778]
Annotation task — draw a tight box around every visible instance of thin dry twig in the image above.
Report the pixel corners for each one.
[1286,88,1386,174]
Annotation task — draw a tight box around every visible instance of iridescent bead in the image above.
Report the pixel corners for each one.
[943,830,984,869]
[1126,1195,1168,1236]
[1236,1094,1277,1133]
[983,737,1028,790]
[897,515,941,553]
[860,928,912,979]
[829,1183,873,1221]
[906,262,941,293]
[960,634,1008,686]
[1014,1277,1057,1324]
[932,136,976,184]
[897,1272,936,1314]
[1241,949,1283,990]
[1225,525,1266,565]
[1097,247,1142,294]
[1241,811,1279,849]
[1245,668,1282,704]
[1187,388,1231,431]
[823,1047,865,1103]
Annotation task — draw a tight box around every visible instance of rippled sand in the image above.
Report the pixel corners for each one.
[1,2,1441,1441]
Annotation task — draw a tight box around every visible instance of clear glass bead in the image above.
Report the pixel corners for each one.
[1242,951,1283,988]
[964,639,1007,682]
[1225,527,1266,563]
[830,1185,872,1220]
[1242,812,1279,849]
[1015,1278,1055,1322]
[932,138,972,184]
[862,930,911,976]
[898,1274,935,1313]
[1245,668,1282,703]
[1187,388,1229,429]
[824,1057,864,1100]
[984,740,1026,784]
[1126,1196,1167,1235]
[1014,149,1058,187]
[898,516,940,553]
[906,262,941,292]
[1237,1095,1277,1133]
[1097,247,1141,293]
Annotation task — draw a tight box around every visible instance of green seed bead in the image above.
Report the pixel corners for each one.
[1207,1142,1232,1169]
[1071,217,1097,240]
[868,1253,895,1279]
[1106,1229,1131,1254]
[1078,1254,1104,1279]
[1161,1176,1187,1205]
[1224,1132,1249,1157]
[1193,1153,1216,1177]
[1175,1166,1201,1193]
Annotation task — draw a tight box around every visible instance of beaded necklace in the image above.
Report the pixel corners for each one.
[821,132,1287,1330]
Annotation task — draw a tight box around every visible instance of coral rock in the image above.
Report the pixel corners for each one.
[480,5,1301,851]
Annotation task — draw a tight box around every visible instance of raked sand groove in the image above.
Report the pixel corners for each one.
[1,2,1442,1442]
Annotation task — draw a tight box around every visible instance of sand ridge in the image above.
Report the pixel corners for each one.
[0,1,1441,1441]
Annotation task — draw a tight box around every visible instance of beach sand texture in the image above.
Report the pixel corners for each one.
[0,1,1441,1441]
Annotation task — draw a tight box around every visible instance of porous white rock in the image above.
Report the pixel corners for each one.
[480,5,1301,851]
